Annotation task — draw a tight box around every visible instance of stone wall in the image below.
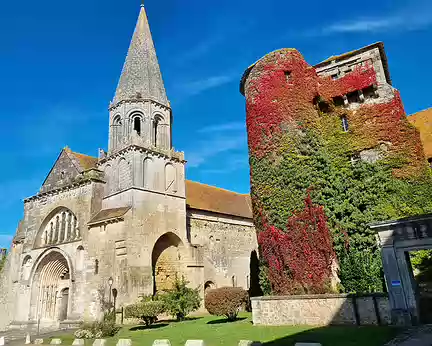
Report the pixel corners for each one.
[251,294,391,326]
[188,209,257,290]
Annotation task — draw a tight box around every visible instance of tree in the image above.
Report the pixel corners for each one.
[159,276,201,321]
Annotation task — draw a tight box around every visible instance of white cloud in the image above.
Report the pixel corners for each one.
[186,134,246,168]
[304,1,432,36]
[197,122,245,133]
[179,74,236,97]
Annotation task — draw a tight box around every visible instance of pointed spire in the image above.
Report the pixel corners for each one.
[112,4,168,107]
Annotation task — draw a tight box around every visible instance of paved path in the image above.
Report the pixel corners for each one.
[385,325,432,346]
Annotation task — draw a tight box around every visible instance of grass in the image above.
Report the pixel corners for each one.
[51,313,401,346]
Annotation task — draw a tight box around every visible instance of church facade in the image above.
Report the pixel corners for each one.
[0,5,257,330]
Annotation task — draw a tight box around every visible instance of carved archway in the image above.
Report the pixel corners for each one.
[35,207,80,248]
[152,232,184,294]
[30,250,72,321]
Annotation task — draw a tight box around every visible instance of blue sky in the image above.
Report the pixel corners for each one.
[1,0,432,248]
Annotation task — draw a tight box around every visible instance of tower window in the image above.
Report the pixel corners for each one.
[133,117,141,136]
[341,116,349,132]
[94,259,99,275]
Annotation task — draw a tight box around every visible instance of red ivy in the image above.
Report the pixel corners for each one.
[258,194,335,295]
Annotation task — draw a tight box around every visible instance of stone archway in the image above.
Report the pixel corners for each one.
[152,232,184,294]
[30,250,71,322]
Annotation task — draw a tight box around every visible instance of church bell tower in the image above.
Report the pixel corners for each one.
[100,3,185,204]
[109,3,172,153]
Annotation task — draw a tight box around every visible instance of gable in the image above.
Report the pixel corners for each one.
[40,150,82,193]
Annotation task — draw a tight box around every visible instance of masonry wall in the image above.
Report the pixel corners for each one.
[251,294,391,326]
[188,209,258,290]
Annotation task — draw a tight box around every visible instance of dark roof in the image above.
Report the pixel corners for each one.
[186,180,252,219]
[88,207,131,225]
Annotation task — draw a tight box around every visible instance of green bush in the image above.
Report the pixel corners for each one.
[159,276,201,321]
[205,287,248,321]
[75,312,119,338]
[124,300,165,326]
[338,248,384,293]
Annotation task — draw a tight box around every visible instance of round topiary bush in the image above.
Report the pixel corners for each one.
[204,287,248,321]
[124,300,165,326]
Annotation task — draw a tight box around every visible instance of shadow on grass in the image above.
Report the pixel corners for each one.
[160,317,202,323]
[129,323,169,331]
[261,325,401,346]
[207,317,247,325]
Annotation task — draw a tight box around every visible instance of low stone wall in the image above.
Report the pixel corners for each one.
[251,293,391,326]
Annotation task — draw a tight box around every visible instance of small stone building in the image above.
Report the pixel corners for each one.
[0,5,257,330]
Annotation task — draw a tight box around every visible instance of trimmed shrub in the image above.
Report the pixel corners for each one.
[124,300,165,326]
[205,287,248,321]
[159,276,201,321]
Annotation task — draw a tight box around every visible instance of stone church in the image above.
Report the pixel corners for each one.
[0,5,258,330]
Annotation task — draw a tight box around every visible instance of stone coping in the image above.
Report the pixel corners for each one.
[251,293,388,301]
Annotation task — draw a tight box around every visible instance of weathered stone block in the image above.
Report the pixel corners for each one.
[93,339,106,346]
[72,339,85,346]
[116,339,132,346]
[50,339,62,345]
[238,341,262,346]
[25,333,31,344]
[185,340,205,346]
[153,340,171,346]
[33,339,44,344]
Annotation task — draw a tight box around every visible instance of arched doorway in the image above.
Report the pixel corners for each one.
[30,250,71,322]
[152,232,184,294]
[204,281,215,295]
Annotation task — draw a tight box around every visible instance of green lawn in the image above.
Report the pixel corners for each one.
[53,314,400,346]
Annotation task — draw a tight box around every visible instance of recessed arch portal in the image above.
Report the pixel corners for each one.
[152,232,184,294]
[30,250,71,321]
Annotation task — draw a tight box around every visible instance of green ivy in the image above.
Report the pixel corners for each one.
[251,128,432,292]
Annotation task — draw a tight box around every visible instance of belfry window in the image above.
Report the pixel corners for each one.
[133,117,141,136]
[153,118,159,147]
[341,116,349,132]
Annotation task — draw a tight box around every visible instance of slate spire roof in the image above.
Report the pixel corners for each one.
[112,4,168,107]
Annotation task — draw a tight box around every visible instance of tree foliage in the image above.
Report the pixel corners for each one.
[159,276,201,321]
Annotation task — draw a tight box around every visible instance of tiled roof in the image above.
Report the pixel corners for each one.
[408,108,432,159]
[186,180,252,219]
[64,147,98,171]
[88,207,131,225]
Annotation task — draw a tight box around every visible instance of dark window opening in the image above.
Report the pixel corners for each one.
[428,158,432,168]
[133,117,141,136]
[347,91,360,104]
[284,71,292,83]
[333,96,344,107]
[331,74,338,80]
[363,85,378,99]
[313,96,330,113]
[60,171,65,179]
[153,120,159,147]
[95,259,99,275]
[341,116,349,132]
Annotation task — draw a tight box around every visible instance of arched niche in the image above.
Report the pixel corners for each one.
[35,207,80,248]
[21,255,33,281]
[165,163,177,193]
[151,232,184,294]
